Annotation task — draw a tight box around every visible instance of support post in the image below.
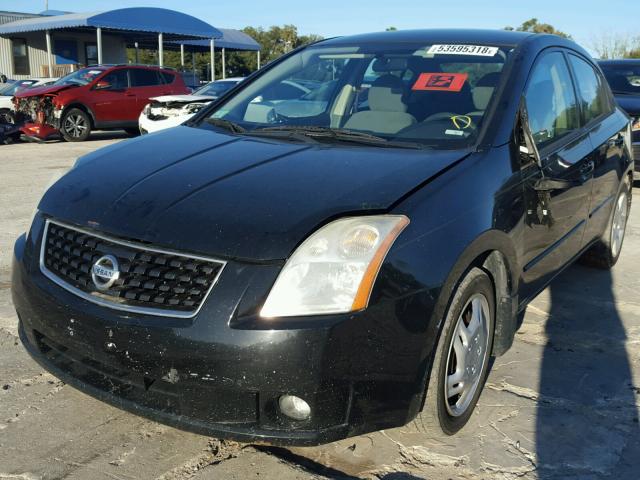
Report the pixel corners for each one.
[257,50,261,70]
[180,44,185,67]
[45,30,53,77]
[134,42,139,64]
[96,27,103,65]
[210,38,215,82]
[158,33,164,67]
[222,48,226,79]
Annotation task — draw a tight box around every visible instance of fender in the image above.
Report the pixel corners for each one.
[60,102,97,127]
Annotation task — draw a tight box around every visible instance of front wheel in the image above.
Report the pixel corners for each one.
[61,108,91,142]
[416,267,495,435]
[580,179,631,269]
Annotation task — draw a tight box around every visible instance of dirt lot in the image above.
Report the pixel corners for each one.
[1,133,639,480]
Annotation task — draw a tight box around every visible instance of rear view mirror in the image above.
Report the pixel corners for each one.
[518,96,542,168]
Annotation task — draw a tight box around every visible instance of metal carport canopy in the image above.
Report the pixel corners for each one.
[0,7,222,40]
[177,29,261,79]
[178,28,260,51]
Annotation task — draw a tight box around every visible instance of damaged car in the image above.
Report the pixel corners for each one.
[139,77,245,134]
[12,30,633,445]
[13,65,189,141]
[0,78,56,124]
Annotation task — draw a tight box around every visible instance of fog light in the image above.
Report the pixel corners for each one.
[278,395,311,420]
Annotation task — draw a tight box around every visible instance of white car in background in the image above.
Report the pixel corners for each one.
[139,77,244,134]
[0,78,57,123]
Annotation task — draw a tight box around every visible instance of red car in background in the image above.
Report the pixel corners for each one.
[13,65,190,142]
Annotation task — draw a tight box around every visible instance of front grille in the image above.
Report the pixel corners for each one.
[40,219,225,318]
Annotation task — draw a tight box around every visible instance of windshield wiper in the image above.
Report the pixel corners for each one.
[250,126,425,149]
[205,117,246,133]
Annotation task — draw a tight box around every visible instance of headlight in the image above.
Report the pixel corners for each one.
[143,104,151,116]
[260,215,409,318]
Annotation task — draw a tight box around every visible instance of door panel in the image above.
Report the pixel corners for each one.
[129,69,166,117]
[520,133,594,299]
[89,69,136,123]
[518,50,594,301]
[583,113,628,243]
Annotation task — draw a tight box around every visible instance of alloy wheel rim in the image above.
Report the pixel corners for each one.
[611,191,628,258]
[64,114,87,138]
[444,293,490,417]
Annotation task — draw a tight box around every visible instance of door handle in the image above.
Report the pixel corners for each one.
[533,177,580,191]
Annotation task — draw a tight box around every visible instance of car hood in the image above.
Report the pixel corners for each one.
[14,83,73,98]
[614,94,640,116]
[151,95,215,103]
[39,126,470,261]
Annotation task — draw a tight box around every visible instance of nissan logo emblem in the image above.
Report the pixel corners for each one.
[91,254,120,291]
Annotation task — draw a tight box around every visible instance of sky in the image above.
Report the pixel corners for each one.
[12,0,640,51]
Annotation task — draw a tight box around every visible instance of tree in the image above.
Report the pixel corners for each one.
[590,33,640,59]
[505,18,571,39]
[386,27,397,31]
[127,25,324,80]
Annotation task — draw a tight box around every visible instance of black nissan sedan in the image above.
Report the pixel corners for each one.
[599,59,640,174]
[12,30,633,445]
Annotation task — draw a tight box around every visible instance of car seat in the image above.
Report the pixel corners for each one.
[344,74,416,134]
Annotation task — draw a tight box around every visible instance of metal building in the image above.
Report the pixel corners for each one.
[0,8,259,81]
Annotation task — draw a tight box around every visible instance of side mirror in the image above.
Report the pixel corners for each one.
[518,96,542,168]
[94,81,112,90]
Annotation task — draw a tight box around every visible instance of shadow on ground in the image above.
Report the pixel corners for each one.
[536,263,640,478]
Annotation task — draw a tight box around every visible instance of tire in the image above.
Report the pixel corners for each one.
[580,179,631,269]
[0,109,14,124]
[416,267,495,436]
[61,108,91,142]
[124,128,140,137]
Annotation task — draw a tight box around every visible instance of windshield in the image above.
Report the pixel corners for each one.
[203,42,511,148]
[600,64,640,95]
[53,68,105,87]
[194,80,241,97]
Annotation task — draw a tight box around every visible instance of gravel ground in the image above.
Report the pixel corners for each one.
[1,132,639,479]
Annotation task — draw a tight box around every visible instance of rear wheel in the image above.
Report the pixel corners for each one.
[61,108,91,142]
[580,179,631,269]
[416,267,495,435]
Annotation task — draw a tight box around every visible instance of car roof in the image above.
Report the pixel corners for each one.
[318,28,534,48]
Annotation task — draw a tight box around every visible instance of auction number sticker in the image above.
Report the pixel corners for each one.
[427,44,499,56]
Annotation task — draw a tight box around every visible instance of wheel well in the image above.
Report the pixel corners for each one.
[62,104,95,128]
[469,250,518,357]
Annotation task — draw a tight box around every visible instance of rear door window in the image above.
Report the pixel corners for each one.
[160,71,176,84]
[525,52,580,150]
[567,55,612,125]
[131,69,161,87]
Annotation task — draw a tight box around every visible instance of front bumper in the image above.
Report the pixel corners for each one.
[12,218,433,445]
[20,122,59,140]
